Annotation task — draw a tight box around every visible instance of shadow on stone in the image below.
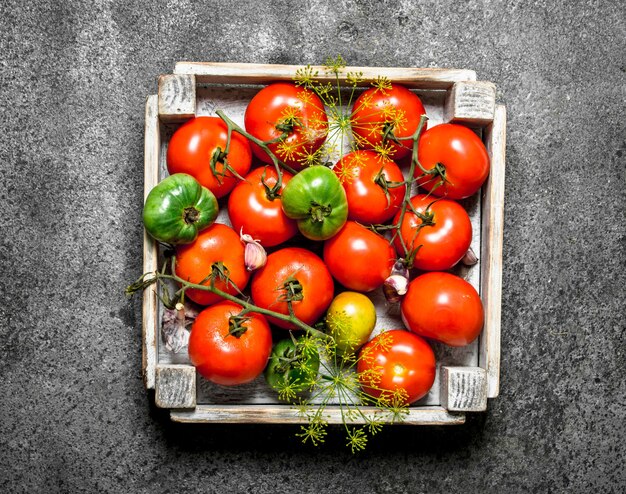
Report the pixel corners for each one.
[147,393,488,457]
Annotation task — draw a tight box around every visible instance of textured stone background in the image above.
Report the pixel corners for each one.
[1,0,625,492]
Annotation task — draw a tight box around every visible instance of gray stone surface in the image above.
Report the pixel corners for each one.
[1,0,625,492]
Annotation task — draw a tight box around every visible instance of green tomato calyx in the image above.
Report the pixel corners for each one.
[260,167,282,201]
[266,336,321,399]
[183,206,200,224]
[309,201,333,223]
[275,115,303,135]
[209,146,246,185]
[381,121,398,143]
[278,276,304,303]
[227,314,251,339]
[374,168,404,208]
[418,162,450,194]
[274,344,299,375]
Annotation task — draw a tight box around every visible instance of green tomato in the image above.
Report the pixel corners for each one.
[326,292,377,355]
[265,337,320,396]
[281,165,348,241]
[143,173,218,245]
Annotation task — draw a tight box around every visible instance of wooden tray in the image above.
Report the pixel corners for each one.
[142,63,506,425]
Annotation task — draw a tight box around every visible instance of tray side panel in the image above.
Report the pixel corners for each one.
[142,95,160,389]
[480,105,507,398]
[170,405,465,425]
[174,62,476,89]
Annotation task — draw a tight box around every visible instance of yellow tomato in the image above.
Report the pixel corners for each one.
[325,292,376,354]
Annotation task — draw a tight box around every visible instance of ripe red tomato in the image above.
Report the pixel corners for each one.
[175,223,249,306]
[227,166,298,247]
[251,247,334,330]
[188,301,272,385]
[244,83,328,170]
[393,194,472,271]
[333,150,406,224]
[401,272,484,347]
[351,83,426,160]
[416,123,490,200]
[323,221,396,292]
[357,329,436,405]
[167,116,252,199]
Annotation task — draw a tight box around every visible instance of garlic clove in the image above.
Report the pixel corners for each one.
[240,228,267,271]
[383,274,409,304]
[162,304,191,353]
[390,259,410,278]
[462,246,479,266]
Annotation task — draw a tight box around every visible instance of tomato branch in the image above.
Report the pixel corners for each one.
[127,256,331,342]
[387,114,429,264]
[215,110,298,198]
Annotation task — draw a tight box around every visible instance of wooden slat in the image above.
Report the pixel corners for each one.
[479,105,507,398]
[440,366,487,412]
[170,405,465,425]
[158,74,196,122]
[174,62,476,89]
[444,81,496,125]
[142,95,160,390]
[155,365,196,409]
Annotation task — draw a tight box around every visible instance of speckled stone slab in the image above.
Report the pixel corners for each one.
[0,1,624,492]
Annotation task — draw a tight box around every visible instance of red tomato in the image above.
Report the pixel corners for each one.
[167,116,252,199]
[333,150,406,224]
[244,83,328,170]
[188,301,272,385]
[393,194,472,271]
[323,221,396,292]
[357,329,436,405]
[175,224,249,306]
[401,272,484,347]
[228,166,298,247]
[351,83,427,160]
[251,247,334,330]
[416,123,490,200]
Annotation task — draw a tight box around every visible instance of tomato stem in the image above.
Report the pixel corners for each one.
[215,110,298,195]
[390,114,429,264]
[416,162,450,195]
[381,121,396,143]
[208,147,246,185]
[130,257,332,341]
[260,167,281,202]
[373,167,404,209]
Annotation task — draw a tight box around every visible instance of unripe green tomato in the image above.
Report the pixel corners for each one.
[143,173,218,245]
[325,292,376,355]
[281,165,348,241]
[265,337,320,395]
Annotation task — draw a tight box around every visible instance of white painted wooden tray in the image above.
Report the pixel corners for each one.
[142,63,506,425]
